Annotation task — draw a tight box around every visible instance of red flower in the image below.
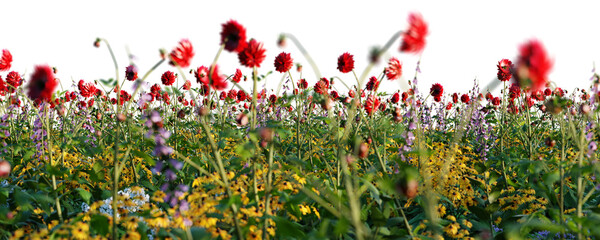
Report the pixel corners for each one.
[514,39,553,92]
[400,13,428,54]
[460,94,470,104]
[509,83,521,99]
[237,90,247,101]
[27,65,57,103]
[221,20,247,53]
[183,80,191,90]
[446,102,453,110]
[227,89,237,100]
[274,52,293,73]
[298,79,308,89]
[195,66,209,85]
[78,80,97,98]
[544,88,552,96]
[554,88,564,97]
[452,93,458,103]
[391,92,400,103]
[330,90,339,99]
[364,95,381,115]
[402,92,409,102]
[238,39,266,68]
[0,76,6,95]
[161,71,176,86]
[0,49,12,71]
[151,84,161,95]
[6,71,21,93]
[232,69,242,83]
[337,52,354,73]
[208,64,228,90]
[125,65,138,81]
[169,39,194,68]
[385,57,403,80]
[366,76,380,91]
[497,59,513,82]
[314,78,330,94]
[430,83,443,99]
[492,97,501,106]
[269,94,277,104]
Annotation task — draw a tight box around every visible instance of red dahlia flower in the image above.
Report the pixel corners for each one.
[460,94,470,104]
[452,93,458,103]
[364,95,381,115]
[337,52,354,73]
[514,39,553,92]
[151,84,161,95]
[0,49,12,71]
[169,39,194,68]
[446,102,453,110]
[6,71,21,93]
[385,57,402,80]
[221,20,248,53]
[314,78,330,94]
[238,39,266,68]
[237,90,247,101]
[430,83,443,99]
[183,80,191,90]
[232,69,242,83]
[391,92,400,103]
[125,65,138,81]
[400,13,428,54]
[509,83,521,99]
[274,52,293,73]
[497,59,513,82]
[161,71,176,86]
[78,80,97,98]
[27,65,57,103]
[366,76,380,91]
[0,76,5,95]
[298,78,308,89]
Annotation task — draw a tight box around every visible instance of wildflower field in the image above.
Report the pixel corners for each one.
[1,14,600,240]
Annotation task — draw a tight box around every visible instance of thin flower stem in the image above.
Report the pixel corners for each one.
[100,38,120,83]
[45,108,63,223]
[263,142,275,240]
[282,33,321,80]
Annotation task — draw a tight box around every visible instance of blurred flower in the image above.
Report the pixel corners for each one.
[125,65,138,81]
[169,39,194,68]
[430,83,443,99]
[366,76,380,91]
[385,57,402,80]
[27,65,57,103]
[183,80,191,90]
[221,20,247,53]
[232,68,242,83]
[400,13,428,54]
[274,52,293,73]
[238,39,266,68]
[337,52,354,73]
[195,66,209,85]
[0,49,12,71]
[5,71,21,93]
[208,64,228,90]
[514,39,553,92]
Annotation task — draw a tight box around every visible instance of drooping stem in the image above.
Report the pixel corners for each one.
[100,38,120,84]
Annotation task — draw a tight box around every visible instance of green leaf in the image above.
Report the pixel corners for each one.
[91,214,109,235]
[132,150,155,165]
[76,188,92,204]
[273,216,305,238]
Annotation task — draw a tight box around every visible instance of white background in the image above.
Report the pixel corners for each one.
[2,0,599,97]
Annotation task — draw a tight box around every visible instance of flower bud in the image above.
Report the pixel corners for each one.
[236,113,248,126]
[0,161,11,178]
[117,113,126,122]
[358,142,369,159]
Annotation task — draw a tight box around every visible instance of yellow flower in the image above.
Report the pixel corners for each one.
[444,222,459,236]
[123,217,138,230]
[299,205,311,215]
[248,225,262,240]
[462,219,473,228]
[122,231,141,240]
[311,206,320,219]
[437,204,446,217]
[446,215,456,222]
[72,221,89,240]
[152,191,166,203]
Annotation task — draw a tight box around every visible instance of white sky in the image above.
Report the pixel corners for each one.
[2,0,600,97]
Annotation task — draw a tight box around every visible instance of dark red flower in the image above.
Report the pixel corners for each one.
[238,39,266,68]
[221,20,247,53]
[497,59,513,82]
[269,94,277,104]
[237,90,247,101]
[402,92,409,102]
[460,94,470,104]
[446,102,453,110]
[87,98,94,108]
[232,69,242,83]
[125,65,138,81]
[385,57,403,80]
[6,71,21,93]
[349,89,356,98]
[314,78,330,95]
[151,84,161,95]
[183,80,191,90]
[554,88,564,97]
[169,39,194,68]
[337,52,354,73]
[227,89,237,100]
[366,76,380,91]
[452,93,458,103]
[27,65,57,103]
[514,39,553,92]
[161,71,176,86]
[430,83,443,98]
[509,83,521,99]
[544,88,552,96]
[298,79,308,89]
[0,49,12,71]
[400,13,428,54]
[492,97,501,106]
[274,52,293,73]
[219,91,227,100]
[391,92,400,103]
[78,80,97,98]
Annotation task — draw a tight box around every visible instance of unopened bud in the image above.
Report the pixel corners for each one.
[117,113,126,122]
